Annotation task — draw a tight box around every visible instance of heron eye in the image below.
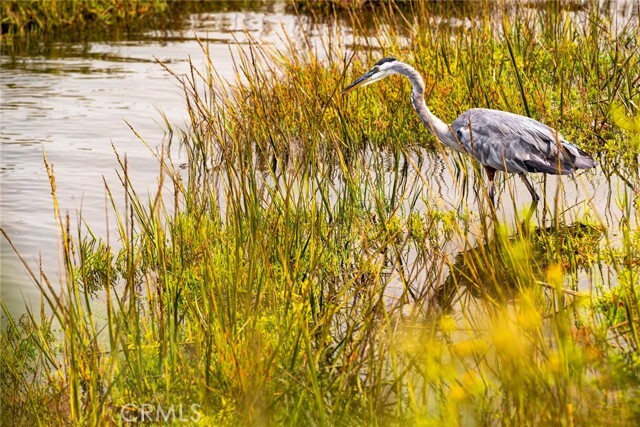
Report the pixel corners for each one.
[372,67,380,73]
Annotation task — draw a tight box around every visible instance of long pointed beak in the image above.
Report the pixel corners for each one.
[341,70,375,94]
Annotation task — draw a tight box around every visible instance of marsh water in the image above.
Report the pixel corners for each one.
[1,2,637,316]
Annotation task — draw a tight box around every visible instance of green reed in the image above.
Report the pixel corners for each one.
[1,1,639,425]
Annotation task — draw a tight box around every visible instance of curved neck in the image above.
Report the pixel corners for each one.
[393,62,462,152]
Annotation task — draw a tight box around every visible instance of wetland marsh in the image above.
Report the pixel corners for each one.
[1,1,639,425]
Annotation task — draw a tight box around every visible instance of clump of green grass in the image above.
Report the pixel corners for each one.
[1,1,639,425]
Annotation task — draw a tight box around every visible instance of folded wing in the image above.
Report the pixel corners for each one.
[451,108,596,175]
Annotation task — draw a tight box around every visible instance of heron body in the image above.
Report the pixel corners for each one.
[342,57,597,204]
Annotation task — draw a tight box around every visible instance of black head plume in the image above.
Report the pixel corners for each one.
[374,57,398,66]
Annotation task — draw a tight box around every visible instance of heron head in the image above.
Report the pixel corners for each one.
[341,57,399,94]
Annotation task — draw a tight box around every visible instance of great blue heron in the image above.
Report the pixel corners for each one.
[342,57,597,205]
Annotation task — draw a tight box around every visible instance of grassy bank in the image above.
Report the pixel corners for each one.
[0,0,261,54]
[1,1,639,425]
[1,0,170,35]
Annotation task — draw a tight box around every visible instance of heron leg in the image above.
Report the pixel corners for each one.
[485,166,496,205]
[519,173,540,202]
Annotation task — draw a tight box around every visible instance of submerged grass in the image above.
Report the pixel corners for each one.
[1,1,639,425]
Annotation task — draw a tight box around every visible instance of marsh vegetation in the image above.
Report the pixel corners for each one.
[1,1,639,425]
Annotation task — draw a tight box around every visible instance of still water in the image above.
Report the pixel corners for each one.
[0,2,636,316]
[0,2,336,314]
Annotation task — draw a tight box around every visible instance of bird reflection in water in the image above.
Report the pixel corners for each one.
[433,221,603,314]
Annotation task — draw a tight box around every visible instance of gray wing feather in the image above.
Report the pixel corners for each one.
[450,109,596,175]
